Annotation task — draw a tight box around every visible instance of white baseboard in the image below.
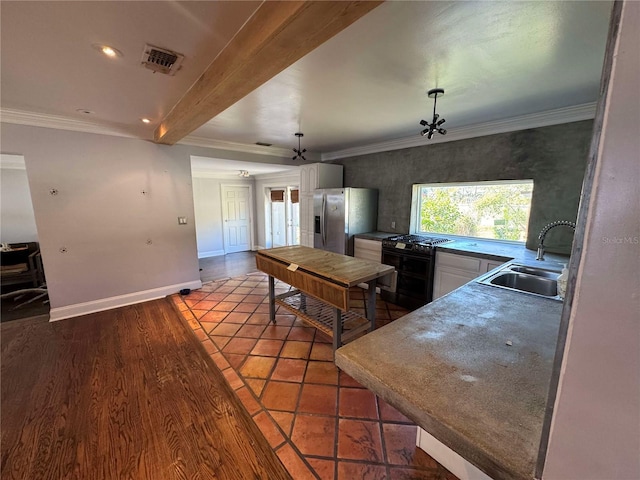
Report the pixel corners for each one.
[416,427,493,480]
[49,280,203,322]
[198,249,225,259]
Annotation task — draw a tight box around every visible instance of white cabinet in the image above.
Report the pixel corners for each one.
[433,251,510,299]
[486,260,505,272]
[300,163,343,195]
[354,238,382,262]
[299,163,343,247]
[299,193,314,247]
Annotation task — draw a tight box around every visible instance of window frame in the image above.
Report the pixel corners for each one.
[409,179,535,244]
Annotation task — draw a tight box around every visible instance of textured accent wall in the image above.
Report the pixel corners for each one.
[331,121,593,254]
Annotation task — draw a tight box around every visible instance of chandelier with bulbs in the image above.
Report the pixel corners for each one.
[419,88,447,139]
[292,132,307,161]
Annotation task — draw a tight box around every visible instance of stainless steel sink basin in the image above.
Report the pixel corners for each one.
[508,266,560,279]
[478,264,561,300]
[489,273,558,296]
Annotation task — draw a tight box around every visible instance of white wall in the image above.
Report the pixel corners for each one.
[543,3,640,478]
[192,177,225,257]
[254,171,300,249]
[0,123,201,319]
[0,155,38,243]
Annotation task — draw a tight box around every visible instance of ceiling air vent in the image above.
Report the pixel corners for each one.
[141,44,184,75]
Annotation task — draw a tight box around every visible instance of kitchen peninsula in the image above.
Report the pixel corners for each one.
[336,239,567,480]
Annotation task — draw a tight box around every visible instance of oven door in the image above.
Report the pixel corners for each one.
[381,248,435,310]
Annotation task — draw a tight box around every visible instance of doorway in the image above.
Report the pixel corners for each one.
[0,154,48,322]
[221,185,252,254]
[269,186,299,247]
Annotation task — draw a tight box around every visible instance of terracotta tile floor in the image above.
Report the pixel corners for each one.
[171,273,457,480]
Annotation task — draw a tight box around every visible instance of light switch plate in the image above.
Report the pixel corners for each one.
[178,217,187,225]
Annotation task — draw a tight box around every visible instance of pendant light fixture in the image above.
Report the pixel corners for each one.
[419,88,447,139]
[292,132,306,161]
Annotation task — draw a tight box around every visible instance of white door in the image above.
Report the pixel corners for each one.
[269,187,300,247]
[221,185,251,253]
[270,188,287,247]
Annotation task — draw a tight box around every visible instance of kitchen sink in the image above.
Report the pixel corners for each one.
[508,266,559,279]
[478,264,561,300]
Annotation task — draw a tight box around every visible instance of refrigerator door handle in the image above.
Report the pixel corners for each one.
[321,194,326,246]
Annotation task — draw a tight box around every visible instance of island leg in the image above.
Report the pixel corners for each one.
[268,275,276,324]
[366,280,377,332]
[333,308,343,351]
[300,292,307,313]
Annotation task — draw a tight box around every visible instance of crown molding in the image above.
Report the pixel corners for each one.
[0,108,135,139]
[321,102,597,161]
[252,170,301,182]
[0,108,313,160]
[179,134,295,159]
[191,170,255,180]
[2,103,596,163]
[0,154,26,170]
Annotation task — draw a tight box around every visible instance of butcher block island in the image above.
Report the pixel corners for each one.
[256,246,395,350]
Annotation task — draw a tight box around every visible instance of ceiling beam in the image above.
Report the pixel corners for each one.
[154,0,384,145]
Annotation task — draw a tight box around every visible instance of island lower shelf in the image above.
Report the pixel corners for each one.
[275,289,370,344]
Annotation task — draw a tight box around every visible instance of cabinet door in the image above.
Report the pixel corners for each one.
[436,251,482,273]
[354,238,382,262]
[299,193,316,247]
[308,165,318,192]
[433,267,478,300]
[300,164,318,194]
[317,163,343,189]
[485,260,505,272]
[299,194,311,233]
[304,231,315,247]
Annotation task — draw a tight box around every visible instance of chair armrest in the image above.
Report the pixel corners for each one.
[28,249,40,270]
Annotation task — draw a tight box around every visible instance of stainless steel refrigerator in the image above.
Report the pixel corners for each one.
[313,188,378,255]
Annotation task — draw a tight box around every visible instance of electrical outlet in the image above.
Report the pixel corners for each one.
[391,221,396,229]
[178,217,187,225]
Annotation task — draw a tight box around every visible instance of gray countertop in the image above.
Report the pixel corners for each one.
[337,235,568,479]
[354,231,395,241]
[354,231,569,267]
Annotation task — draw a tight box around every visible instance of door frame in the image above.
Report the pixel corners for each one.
[220,183,255,254]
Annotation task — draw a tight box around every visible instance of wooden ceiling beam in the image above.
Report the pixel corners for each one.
[154,1,383,145]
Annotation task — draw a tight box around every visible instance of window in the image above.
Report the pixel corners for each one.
[411,180,534,242]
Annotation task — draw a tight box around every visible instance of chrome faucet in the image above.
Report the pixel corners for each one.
[536,220,576,260]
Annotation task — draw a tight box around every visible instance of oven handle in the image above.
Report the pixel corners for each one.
[382,247,436,260]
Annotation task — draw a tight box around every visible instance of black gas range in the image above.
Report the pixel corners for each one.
[381,234,451,310]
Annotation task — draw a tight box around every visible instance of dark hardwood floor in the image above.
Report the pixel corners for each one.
[199,251,258,283]
[1,299,290,480]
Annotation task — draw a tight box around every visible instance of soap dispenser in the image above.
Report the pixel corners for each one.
[557,264,569,299]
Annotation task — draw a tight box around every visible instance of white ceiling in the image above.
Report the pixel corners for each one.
[1,1,612,158]
[0,1,261,138]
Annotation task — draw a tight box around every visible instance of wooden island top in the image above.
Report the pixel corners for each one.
[256,246,394,287]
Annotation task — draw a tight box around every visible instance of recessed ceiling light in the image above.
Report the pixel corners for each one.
[141,118,151,124]
[76,109,94,115]
[92,43,123,58]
